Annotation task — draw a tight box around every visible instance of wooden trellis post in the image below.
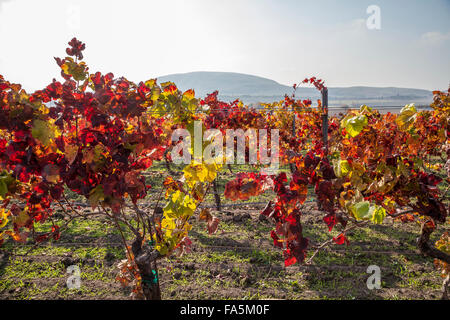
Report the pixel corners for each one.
[321,88,329,152]
[213,178,221,211]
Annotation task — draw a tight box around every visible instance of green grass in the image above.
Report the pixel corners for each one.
[0,161,447,300]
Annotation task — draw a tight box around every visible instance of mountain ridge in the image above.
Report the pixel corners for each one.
[156,71,433,105]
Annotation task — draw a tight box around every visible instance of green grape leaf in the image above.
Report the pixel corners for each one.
[32,119,60,147]
[341,114,368,137]
[350,201,371,220]
[350,201,386,224]
[0,179,7,200]
[370,205,386,224]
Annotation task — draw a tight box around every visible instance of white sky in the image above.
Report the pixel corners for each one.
[0,0,449,92]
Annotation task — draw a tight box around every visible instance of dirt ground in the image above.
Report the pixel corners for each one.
[0,200,448,300]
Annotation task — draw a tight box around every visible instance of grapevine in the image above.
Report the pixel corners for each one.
[0,38,448,300]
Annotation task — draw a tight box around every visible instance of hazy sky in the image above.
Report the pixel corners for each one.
[0,0,449,92]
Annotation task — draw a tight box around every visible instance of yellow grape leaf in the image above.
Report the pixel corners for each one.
[183,163,208,185]
[61,58,88,81]
[396,104,417,131]
[155,242,170,256]
[179,194,197,216]
[359,105,373,113]
[144,79,157,88]
[204,162,221,182]
[151,87,161,103]
[333,159,351,178]
[371,205,386,224]
[125,123,134,134]
[164,190,197,219]
[161,216,176,238]
[0,208,9,228]
[38,104,50,115]
[183,89,196,100]
[32,119,60,147]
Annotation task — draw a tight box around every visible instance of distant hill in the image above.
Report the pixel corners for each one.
[157,71,298,97]
[157,71,433,106]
